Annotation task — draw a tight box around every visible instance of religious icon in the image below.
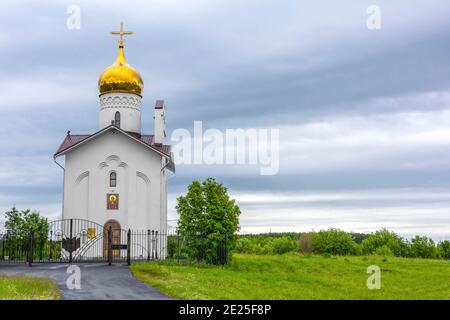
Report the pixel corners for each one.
[87,228,96,239]
[107,193,119,210]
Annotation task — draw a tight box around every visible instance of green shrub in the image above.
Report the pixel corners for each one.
[374,245,394,257]
[4,207,48,246]
[235,235,298,255]
[176,178,240,265]
[352,233,370,244]
[167,236,177,258]
[437,240,450,259]
[272,237,298,254]
[311,228,355,255]
[409,236,437,259]
[361,229,408,257]
[235,238,253,254]
[235,237,271,254]
[352,243,363,256]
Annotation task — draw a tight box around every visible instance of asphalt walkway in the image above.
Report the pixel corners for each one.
[0,263,171,300]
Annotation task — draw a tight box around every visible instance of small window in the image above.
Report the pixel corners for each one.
[115,111,121,128]
[110,172,117,187]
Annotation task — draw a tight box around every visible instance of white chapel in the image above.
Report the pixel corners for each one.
[54,23,175,234]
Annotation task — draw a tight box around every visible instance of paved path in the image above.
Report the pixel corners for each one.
[0,263,172,300]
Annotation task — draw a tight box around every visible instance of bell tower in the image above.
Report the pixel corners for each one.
[98,22,144,134]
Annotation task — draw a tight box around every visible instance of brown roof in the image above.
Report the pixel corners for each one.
[55,134,91,155]
[155,99,165,109]
[54,128,171,157]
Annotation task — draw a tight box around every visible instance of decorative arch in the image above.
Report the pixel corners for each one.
[118,162,128,168]
[104,219,121,229]
[136,171,150,184]
[98,155,128,170]
[75,171,89,185]
[98,162,108,169]
[105,155,120,163]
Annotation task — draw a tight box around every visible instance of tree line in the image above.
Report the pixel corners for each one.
[235,229,450,259]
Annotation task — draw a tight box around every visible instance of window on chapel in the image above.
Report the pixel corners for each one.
[110,172,117,187]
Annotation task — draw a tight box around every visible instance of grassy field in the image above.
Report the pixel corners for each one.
[0,275,60,300]
[131,254,450,300]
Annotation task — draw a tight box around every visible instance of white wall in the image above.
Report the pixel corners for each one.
[154,107,165,144]
[62,129,167,232]
[99,92,142,133]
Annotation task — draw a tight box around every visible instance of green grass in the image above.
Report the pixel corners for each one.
[0,275,60,300]
[131,254,450,300]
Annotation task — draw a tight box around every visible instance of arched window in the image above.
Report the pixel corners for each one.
[110,172,117,187]
[114,111,121,128]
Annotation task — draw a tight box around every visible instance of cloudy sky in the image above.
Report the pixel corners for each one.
[1,0,450,240]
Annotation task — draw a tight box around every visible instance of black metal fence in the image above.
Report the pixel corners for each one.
[165,233,230,265]
[0,219,165,265]
[0,219,231,266]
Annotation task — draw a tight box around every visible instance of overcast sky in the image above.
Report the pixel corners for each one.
[0,0,450,240]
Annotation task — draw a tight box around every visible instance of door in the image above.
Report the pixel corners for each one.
[103,220,121,258]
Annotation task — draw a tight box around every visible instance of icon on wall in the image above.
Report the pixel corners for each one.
[107,193,119,210]
[87,228,96,239]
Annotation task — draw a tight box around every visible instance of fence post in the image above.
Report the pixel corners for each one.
[177,231,180,263]
[39,225,43,261]
[49,230,53,260]
[127,229,131,266]
[69,219,73,264]
[8,233,12,261]
[7,233,10,260]
[151,230,155,260]
[28,228,34,267]
[155,231,159,260]
[147,230,151,260]
[108,226,112,266]
[1,235,4,261]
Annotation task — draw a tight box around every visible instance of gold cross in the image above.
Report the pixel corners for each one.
[110,22,133,46]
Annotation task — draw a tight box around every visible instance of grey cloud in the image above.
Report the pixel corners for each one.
[1,0,450,239]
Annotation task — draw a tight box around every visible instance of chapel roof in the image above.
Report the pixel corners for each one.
[54,126,172,158]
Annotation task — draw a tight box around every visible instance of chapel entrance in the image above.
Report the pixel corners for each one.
[103,220,122,258]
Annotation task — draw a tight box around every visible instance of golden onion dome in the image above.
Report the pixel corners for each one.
[98,43,144,96]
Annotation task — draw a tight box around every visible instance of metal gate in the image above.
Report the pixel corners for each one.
[0,219,166,265]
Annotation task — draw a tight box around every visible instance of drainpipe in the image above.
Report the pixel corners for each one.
[160,156,175,258]
[54,155,65,220]
[160,157,169,232]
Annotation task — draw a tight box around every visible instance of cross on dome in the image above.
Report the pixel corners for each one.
[110,22,133,47]
[98,21,143,96]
